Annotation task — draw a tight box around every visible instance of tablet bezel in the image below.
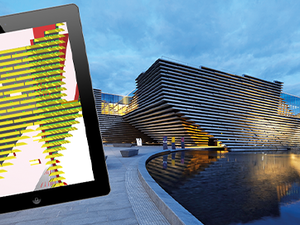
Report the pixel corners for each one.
[0,4,110,213]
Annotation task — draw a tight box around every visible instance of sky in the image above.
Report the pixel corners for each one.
[1,0,300,96]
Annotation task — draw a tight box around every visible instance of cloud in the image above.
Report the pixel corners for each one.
[284,82,300,96]
[89,50,157,96]
[2,0,300,97]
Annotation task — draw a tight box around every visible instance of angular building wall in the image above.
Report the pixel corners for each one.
[98,114,155,144]
[93,89,156,144]
[124,59,300,151]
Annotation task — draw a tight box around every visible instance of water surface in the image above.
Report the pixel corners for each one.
[146,150,300,225]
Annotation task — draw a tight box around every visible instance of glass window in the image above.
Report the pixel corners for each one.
[281,92,300,116]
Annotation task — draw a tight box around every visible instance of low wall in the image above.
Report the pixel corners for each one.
[137,150,203,225]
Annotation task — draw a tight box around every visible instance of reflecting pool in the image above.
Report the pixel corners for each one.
[146,150,300,225]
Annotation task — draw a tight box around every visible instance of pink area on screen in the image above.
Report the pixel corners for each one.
[0,125,49,197]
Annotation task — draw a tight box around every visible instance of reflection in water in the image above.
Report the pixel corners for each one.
[146,151,300,225]
[171,152,176,166]
[147,150,222,194]
[277,182,300,204]
[181,151,185,164]
[163,154,168,169]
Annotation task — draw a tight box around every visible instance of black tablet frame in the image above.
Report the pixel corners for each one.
[0,4,110,213]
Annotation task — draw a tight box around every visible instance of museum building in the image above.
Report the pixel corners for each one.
[94,58,300,151]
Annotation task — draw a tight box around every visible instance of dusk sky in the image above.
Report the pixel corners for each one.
[1,0,300,96]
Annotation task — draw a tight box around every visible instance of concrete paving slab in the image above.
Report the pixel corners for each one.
[0,146,174,225]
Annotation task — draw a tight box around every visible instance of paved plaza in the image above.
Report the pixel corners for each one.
[0,146,173,225]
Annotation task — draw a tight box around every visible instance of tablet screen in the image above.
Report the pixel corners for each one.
[0,22,95,197]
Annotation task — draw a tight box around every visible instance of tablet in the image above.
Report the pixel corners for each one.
[0,4,110,213]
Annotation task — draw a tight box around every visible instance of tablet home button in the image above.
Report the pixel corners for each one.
[32,196,41,205]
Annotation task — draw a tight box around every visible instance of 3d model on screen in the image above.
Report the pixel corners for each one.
[0,22,94,197]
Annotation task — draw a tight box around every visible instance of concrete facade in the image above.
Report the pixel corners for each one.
[123,59,300,151]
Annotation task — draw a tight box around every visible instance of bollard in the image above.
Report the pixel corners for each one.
[171,137,176,150]
[163,136,168,150]
[181,137,185,149]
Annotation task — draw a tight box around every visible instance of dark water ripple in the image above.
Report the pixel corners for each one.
[146,150,300,225]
